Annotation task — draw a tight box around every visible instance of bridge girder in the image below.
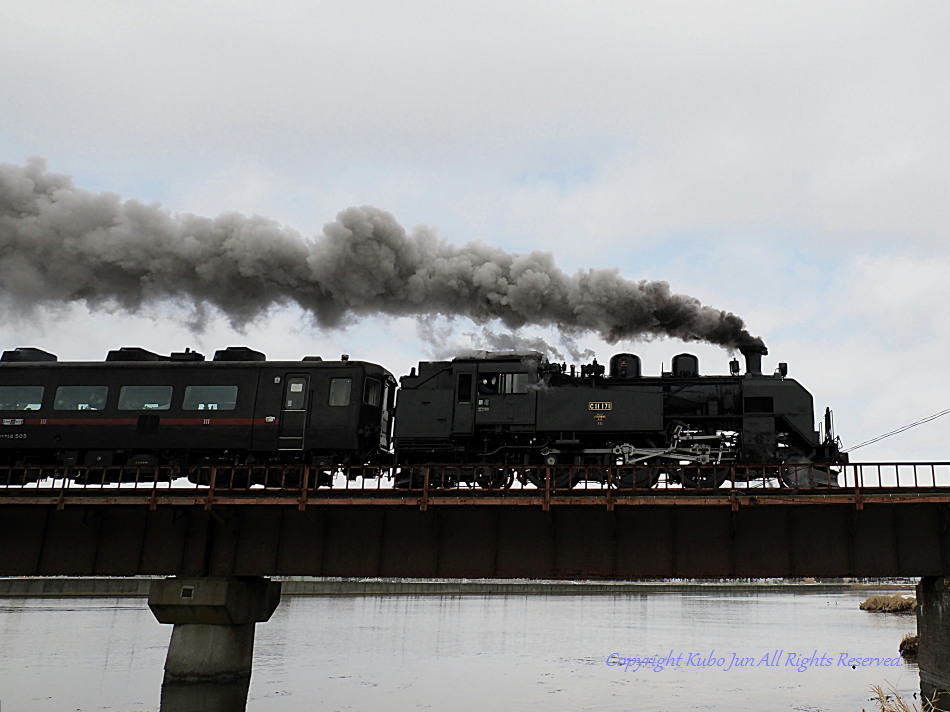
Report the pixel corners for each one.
[1,501,948,579]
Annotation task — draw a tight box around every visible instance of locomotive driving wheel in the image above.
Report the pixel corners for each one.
[677,466,729,489]
[552,467,576,489]
[616,466,660,489]
[474,467,511,489]
[523,467,577,489]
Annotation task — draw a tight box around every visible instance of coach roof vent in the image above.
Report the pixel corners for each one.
[170,348,205,361]
[302,356,323,361]
[213,346,266,362]
[1,347,58,362]
[106,347,164,362]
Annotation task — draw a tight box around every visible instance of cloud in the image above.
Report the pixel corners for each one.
[2,1,950,462]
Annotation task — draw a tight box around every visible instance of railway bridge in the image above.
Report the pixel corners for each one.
[2,461,950,710]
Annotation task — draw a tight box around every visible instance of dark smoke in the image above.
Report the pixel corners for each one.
[0,159,765,352]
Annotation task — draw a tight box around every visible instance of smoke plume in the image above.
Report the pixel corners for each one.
[418,324,593,363]
[0,159,765,352]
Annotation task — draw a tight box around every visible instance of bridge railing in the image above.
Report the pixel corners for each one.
[2,462,950,499]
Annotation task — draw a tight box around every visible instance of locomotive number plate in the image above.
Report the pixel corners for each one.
[588,402,612,411]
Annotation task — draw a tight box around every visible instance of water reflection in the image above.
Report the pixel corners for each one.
[160,680,251,712]
[0,590,921,711]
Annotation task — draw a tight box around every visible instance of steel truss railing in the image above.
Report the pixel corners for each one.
[2,461,950,502]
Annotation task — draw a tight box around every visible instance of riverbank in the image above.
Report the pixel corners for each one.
[0,577,917,598]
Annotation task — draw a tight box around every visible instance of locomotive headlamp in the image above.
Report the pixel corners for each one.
[729,359,740,376]
[777,362,788,378]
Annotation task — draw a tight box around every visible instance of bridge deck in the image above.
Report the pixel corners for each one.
[1,463,948,580]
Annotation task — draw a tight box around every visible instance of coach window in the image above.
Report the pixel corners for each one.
[118,385,173,411]
[0,386,44,410]
[183,385,238,411]
[54,386,108,411]
[329,378,351,406]
[363,378,381,407]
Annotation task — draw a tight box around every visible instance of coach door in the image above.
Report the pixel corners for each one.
[278,375,309,450]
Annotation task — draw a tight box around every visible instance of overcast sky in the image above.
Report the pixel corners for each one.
[2,1,949,461]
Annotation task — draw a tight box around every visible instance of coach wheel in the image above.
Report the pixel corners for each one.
[223,468,251,489]
[25,466,46,484]
[316,470,335,487]
[616,467,660,489]
[187,467,212,486]
[679,467,729,489]
[414,467,453,489]
[0,469,26,486]
[75,468,107,485]
[402,467,424,489]
[390,468,415,489]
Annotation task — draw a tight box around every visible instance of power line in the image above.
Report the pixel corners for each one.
[843,408,950,453]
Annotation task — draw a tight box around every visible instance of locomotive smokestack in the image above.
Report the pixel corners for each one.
[0,159,766,353]
[740,343,768,376]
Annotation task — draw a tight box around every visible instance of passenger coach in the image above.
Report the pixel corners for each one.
[0,346,395,483]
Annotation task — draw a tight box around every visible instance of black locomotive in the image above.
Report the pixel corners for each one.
[393,347,844,488]
[0,346,395,485]
[0,344,843,488]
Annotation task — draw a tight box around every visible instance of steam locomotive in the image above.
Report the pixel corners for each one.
[0,344,844,488]
[393,347,843,488]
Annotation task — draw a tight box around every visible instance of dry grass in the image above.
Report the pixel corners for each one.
[863,685,920,712]
[871,684,950,712]
[863,684,948,712]
[900,633,918,658]
[860,594,918,613]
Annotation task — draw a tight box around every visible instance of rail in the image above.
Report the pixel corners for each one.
[2,462,950,510]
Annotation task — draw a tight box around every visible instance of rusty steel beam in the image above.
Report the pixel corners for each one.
[5,490,950,509]
[1,500,949,579]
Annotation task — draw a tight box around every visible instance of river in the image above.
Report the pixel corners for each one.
[0,587,920,711]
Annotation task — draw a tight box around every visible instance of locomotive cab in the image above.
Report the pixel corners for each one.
[463,354,540,431]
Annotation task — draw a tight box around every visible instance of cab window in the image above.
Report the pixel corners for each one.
[478,373,529,395]
[363,378,381,406]
[329,378,351,406]
[457,373,473,403]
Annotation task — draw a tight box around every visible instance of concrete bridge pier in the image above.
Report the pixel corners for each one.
[148,576,282,712]
[917,576,950,710]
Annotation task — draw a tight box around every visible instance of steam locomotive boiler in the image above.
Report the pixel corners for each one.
[392,347,844,488]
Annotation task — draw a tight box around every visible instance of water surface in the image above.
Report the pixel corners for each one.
[0,589,919,711]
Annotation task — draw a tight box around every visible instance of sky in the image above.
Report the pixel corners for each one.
[2,1,949,461]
